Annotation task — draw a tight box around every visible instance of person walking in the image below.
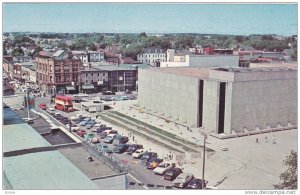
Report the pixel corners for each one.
[265,136,268,143]
[256,137,259,143]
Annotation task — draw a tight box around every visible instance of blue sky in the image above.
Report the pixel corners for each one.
[3,3,297,35]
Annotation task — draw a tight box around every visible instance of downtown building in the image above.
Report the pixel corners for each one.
[36,50,81,94]
[138,67,297,137]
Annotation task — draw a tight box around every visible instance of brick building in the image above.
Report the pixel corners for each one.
[36,50,81,94]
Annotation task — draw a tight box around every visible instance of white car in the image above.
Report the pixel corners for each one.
[152,162,175,175]
[172,173,194,188]
[74,93,89,98]
[66,124,80,131]
[132,149,144,158]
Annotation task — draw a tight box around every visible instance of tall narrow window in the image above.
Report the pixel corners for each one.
[218,82,226,134]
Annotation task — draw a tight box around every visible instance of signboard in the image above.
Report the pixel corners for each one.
[119,76,123,81]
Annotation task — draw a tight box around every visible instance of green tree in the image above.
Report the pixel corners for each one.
[274,150,297,189]
[139,32,147,37]
[114,34,120,44]
[11,47,24,56]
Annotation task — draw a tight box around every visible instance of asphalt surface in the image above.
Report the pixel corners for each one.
[34,96,176,190]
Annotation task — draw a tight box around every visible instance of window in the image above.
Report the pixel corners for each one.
[92,73,93,76]
[103,79,105,82]
[86,73,88,77]
[103,73,105,76]
[86,80,88,83]
[98,73,100,76]
[91,80,93,83]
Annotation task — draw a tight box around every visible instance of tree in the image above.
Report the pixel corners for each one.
[114,34,120,44]
[139,32,147,37]
[274,150,297,189]
[11,47,24,56]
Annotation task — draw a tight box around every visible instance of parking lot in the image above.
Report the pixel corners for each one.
[34,95,205,189]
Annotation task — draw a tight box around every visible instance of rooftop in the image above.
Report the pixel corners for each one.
[150,67,210,79]
[4,150,99,190]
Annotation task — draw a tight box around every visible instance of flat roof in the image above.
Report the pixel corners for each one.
[148,67,210,79]
[4,150,99,190]
[3,123,51,153]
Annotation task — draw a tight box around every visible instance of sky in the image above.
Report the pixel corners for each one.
[3,3,298,35]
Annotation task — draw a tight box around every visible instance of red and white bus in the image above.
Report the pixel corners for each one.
[54,95,74,112]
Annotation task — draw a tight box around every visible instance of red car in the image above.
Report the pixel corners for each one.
[38,103,47,110]
[76,130,86,137]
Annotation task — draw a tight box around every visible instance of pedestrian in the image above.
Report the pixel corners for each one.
[132,135,135,142]
[256,137,259,143]
[272,135,276,144]
[265,136,268,143]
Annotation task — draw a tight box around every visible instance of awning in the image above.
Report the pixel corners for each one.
[82,84,95,90]
[66,86,76,91]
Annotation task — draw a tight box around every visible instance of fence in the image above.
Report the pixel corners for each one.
[81,140,128,173]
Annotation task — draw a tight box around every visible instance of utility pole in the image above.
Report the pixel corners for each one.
[200,127,207,189]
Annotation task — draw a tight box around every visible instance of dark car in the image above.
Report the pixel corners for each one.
[113,144,130,154]
[102,91,115,95]
[96,126,112,133]
[112,136,129,145]
[185,178,208,189]
[164,168,183,181]
[146,158,163,169]
[100,96,112,101]
[126,144,143,155]
[73,98,83,103]
[140,152,158,164]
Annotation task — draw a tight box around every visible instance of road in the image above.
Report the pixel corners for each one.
[34,96,174,190]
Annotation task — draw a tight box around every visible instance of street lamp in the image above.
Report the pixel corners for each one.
[199,127,207,189]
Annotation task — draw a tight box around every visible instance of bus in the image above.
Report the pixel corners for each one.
[54,95,74,112]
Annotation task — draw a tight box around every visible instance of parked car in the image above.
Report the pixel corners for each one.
[164,168,183,181]
[124,90,132,94]
[73,98,83,103]
[102,91,115,95]
[38,103,47,110]
[66,123,80,131]
[96,126,112,133]
[103,134,119,144]
[140,152,158,164]
[113,144,130,154]
[86,120,96,129]
[112,136,129,145]
[129,96,137,100]
[126,144,143,155]
[152,162,175,175]
[132,149,145,158]
[146,158,163,169]
[185,178,208,189]
[97,144,113,154]
[101,96,112,101]
[119,96,129,100]
[76,130,87,137]
[172,173,194,188]
[74,93,89,98]
[79,118,91,126]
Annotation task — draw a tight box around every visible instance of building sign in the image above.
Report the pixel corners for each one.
[119,76,123,81]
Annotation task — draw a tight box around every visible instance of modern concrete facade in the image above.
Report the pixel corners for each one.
[138,67,297,135]
[186,55,239,68]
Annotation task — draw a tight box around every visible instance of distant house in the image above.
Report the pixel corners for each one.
[137,48,166,67]
[72,51,88,63]
[87,51,105,62]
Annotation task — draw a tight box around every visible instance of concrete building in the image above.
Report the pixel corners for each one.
[160,55,239,68]
[80,67,108,92]
[138,67,297,136]
[88,51,105,62]
[81,101,105,113]
[137,48,166,66]
[72,51,88,63]
[35,50,81,94]
[3,106,99,190]
[186,55,239,68]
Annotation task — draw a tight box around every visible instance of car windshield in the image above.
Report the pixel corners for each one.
[135,151,141,154]
[102,146,108,148]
